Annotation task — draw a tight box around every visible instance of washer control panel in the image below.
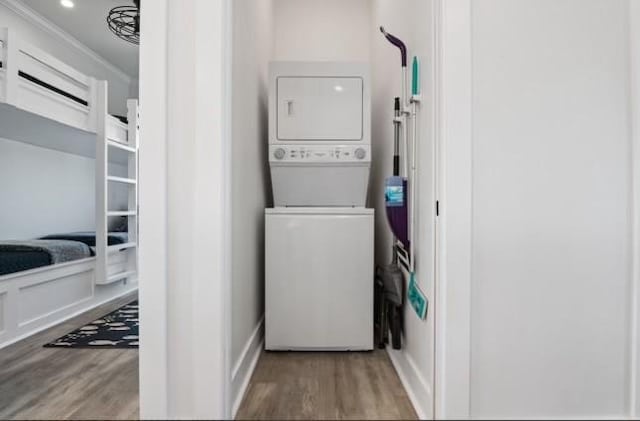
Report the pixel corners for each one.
[270,145,371,163]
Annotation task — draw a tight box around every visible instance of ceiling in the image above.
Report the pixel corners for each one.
[22,0,139,78]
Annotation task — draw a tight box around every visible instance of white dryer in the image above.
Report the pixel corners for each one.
[268,62,371,207]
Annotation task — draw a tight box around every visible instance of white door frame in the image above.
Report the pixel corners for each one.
[138,0,169,418]
[139,0,232,418]
[629,1,640,418]
[433,0,473,418]
[140,0,640,418]
[433,1,640,419]
[222,0,234,417]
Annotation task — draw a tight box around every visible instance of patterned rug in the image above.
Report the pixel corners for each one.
[44,301,138,349]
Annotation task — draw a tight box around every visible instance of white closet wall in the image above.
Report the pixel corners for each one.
[230,0,274,410]
[266,1,436,417]
[272,0,372,62]
[468,0,631,417]
[232,0,372,362]
[370,1,434,418]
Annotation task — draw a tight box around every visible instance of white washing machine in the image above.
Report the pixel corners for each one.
[265,208,373,350]
[265,62,373,351]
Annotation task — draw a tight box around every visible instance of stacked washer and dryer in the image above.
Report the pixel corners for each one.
[265,62,374,350]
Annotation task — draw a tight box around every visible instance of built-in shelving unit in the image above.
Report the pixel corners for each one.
[96,90,139,285]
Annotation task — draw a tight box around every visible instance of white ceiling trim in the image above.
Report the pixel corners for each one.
[0,0,132,83]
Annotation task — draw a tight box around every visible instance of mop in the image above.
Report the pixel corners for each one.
[377,96,406,349]
[379,27,428,328]
[376,27,409,349]
[380,26,411,266]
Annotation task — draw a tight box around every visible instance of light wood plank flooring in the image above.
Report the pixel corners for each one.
[236,350,418,420]
[0,293,139,420]
[2,296,417,420]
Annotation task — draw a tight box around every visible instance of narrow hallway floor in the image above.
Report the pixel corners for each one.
[236,350,417,420]
[0,293,139,420]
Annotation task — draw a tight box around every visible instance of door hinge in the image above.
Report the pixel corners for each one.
[436,200,440,216]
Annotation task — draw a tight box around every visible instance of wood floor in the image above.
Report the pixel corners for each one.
[1,296,415,420]
[236,350,418,420]
[0,293,139,420]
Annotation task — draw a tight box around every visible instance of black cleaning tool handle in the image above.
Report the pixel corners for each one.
[393,97,401,176]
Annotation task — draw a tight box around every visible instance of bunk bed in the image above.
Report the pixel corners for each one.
[0,240,92,276]
[0,28,139,348]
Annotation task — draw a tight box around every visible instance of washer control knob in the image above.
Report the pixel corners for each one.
[355,148,366,160]
[273,148,286,160]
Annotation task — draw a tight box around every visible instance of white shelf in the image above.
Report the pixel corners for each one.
[107,176,137,185]
[107,210,137,217]
[108,242,137,252]
[106,270,137,283]
[108,139,136,153]
[107,140,136,165]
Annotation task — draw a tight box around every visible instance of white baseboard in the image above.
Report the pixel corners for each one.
[386,344,433,420]
[231,316,264,418]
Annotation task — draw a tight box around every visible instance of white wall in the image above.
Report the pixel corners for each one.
[0,138,93,238]
[371,1,435,418]
[0,3,132,115]
[468,0,632,418]
[129,78,139,100]
[272,0,371,62]
[0,138,127,239]
[230,0,273,409]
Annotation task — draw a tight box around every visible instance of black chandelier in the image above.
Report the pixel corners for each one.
[107,0,140,45]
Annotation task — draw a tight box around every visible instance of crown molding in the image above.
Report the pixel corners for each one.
[0,0,132,84]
